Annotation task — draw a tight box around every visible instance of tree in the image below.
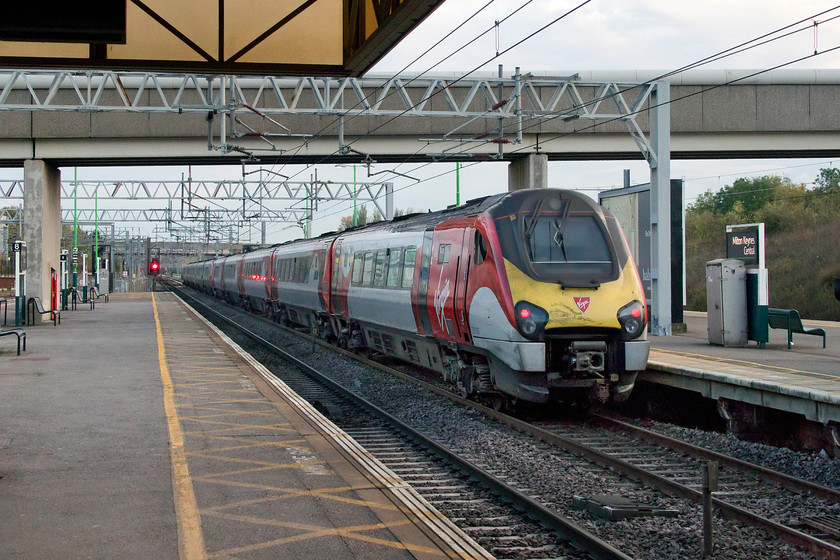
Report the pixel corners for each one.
[815,167,840,194]
[337,206,370,231]
[336,206,421,231]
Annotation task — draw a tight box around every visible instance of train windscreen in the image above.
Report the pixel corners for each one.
[491,190,619,288]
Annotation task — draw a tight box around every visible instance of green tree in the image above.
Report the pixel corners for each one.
[336,206,420,231]
[689,175,785,216]
[815,167,840,194]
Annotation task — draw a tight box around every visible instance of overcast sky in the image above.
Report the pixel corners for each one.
[4,0,840,245]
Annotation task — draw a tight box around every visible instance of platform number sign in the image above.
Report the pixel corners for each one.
[726,229,759,265]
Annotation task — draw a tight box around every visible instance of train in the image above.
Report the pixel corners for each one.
[182,188,650,409]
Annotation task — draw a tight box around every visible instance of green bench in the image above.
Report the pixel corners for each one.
[767,308,825,349]
[0,328,26,355]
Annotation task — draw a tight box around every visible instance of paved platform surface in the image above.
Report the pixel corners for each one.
[0,292,484,560]
[645,311,840,423]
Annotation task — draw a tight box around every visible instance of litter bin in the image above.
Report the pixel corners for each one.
[706,259,747,347]
[747,269,769,347]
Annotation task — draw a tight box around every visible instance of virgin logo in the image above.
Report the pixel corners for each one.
[574,297,590,313]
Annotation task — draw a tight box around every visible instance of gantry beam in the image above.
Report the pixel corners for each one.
[0,70,657,160]
[0,178,390,201]
[0,178,395,222]
[0,207,310,224]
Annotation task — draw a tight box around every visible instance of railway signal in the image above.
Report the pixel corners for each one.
[149,258,160,277]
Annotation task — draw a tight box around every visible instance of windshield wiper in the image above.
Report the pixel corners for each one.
[524,199,544,240]
[553,218,568,261]
[524,199,544,259]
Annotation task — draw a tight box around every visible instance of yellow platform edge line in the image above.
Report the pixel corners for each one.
[153,293,207,560]
[172,292,494,560]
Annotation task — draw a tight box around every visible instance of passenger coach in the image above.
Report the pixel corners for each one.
[183,188,650,409]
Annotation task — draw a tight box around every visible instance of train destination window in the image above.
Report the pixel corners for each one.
[387,249,403,287]
[402,248,417,288]
[362,252,375,285]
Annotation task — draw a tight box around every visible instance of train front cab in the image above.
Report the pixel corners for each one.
[481,189,649,405]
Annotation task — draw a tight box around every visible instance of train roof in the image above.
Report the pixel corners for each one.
[183,189,595,265]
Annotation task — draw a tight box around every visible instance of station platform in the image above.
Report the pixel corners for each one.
[646,311,840,424]
[0,292,487,560]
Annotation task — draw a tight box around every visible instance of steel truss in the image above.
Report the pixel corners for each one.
[0,207,309,224]
[0,179,395,222]
[0,69,658,160]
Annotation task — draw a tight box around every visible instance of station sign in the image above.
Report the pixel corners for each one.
[726,229,759,265]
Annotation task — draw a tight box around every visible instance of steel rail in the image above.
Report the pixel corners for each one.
[170,279,840,560]
[594,412,840,503]
[167,280,633,560]
[284,328,840,560]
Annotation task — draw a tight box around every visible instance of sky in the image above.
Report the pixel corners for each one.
[4,0,840,246]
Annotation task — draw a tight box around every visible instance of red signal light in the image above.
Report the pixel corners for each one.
[150,259,160,276]
[519,308,531,319]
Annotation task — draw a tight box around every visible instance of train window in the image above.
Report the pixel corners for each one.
[386,248,403,287]
[437,244,450,264]
[352,253,364,284]
[373,252,387,286]
[474,232,487,265]
[529,215,611,264]
[402,248,417,288]
[302,256,311,282]
[362,252,375,285]
[296,257,304,282]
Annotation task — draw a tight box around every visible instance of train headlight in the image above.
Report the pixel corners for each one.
[514,301,549,341]
[617,300,646,339]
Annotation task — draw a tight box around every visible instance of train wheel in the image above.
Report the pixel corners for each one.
[490,395,506,412]
[457,367,475,399]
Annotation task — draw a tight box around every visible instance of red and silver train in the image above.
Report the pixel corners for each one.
[182,188,649,408]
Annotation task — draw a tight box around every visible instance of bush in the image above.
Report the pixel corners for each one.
[684,170,840,321]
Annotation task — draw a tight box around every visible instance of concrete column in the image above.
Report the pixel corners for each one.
[508,153,548,191]
[24,160,61,324]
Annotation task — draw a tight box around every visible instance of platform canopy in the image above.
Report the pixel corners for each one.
[0,0,445,76]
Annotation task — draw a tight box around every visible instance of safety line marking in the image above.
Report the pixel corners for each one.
[153,293,207,560]
[651,348,840,380]
[173,293,493,560]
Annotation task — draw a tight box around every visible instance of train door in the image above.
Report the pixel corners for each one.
[331,240,351,316]
[452,227,473,343]
[426,227,471,343]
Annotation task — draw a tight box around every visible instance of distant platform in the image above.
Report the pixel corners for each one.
[645,311,840,424]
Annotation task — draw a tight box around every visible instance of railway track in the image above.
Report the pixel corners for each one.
[166,280,631,560]
[168,279,838,559]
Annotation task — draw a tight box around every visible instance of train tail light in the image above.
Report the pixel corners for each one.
[514,301,549,341]
[617,300,646,339]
